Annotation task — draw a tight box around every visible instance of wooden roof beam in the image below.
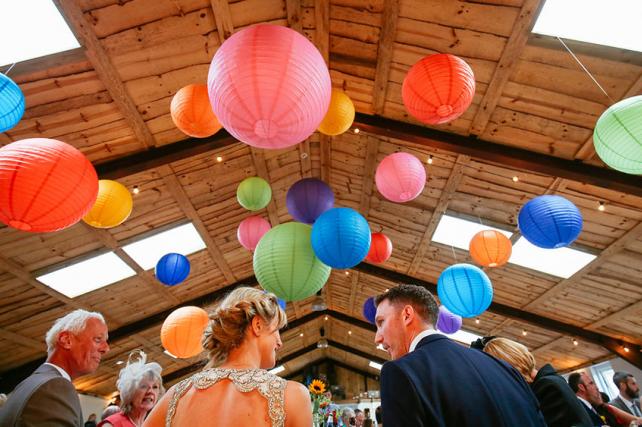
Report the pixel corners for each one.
[210,0,234,43]
[286,0,302,33]
[286,357,380,381]
[372,0,399,115]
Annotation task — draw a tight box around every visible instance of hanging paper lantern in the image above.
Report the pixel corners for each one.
[82,180,133,228]
[311,208,371,269]
[402,53,475,125]
[237,177,272,211]
[0,73,25,133]
[155,253,191,286]
[318,89,355,136]
[0,138,98,232]
[277,298,287,311]
[366,232,393,264]
[375,152,426,203]
[437,263,493,318]
[254,222,331,301]
[161,306,209,358]
[237,216,271,251]
[518,195,583,249]
[286,178,334,224]
[436,305,462,334]
[362,296,377,324]
[208,24,331,149]
[170,84,222,138]
[593,95,642,174]
[469,230,512,268]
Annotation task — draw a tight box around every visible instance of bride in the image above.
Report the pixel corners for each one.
[144,287,311,427]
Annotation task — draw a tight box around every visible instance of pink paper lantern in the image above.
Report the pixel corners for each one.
[237,216,272,251]
[208,24,331,149]
[375,152,426,203]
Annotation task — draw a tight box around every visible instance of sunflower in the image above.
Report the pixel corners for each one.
[308,379,326,395]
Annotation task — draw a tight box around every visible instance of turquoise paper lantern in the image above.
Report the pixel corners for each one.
[518,195,582,249]
[593,95,642,174]
[437,263,493,318]
[311,207,371,269]
[0,73,25,133]
[254,222,331,301]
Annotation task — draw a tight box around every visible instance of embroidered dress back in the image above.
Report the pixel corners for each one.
[166,368,286,427]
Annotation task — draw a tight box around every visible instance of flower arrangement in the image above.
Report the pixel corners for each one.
[308,379,337,426]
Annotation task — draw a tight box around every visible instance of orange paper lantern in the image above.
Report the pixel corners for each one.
[160,306,209,358]
[469,230,512,268]
[366,232,393,264]
[402,53,475,125]
[171,84,222,138]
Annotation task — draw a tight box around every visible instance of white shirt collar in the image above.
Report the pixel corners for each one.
[577,396,597,413]
[409,328,439,353]
[45,362,71,381]
[619,394,636,409]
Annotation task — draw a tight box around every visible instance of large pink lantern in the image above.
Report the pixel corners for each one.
[375,152,426,203]
[237,216,271,251]
[208,24,332,149]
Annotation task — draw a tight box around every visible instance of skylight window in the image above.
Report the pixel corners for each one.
[446,328,483,346]
[269,365,286,375]
[431,214,513,250]
[1,0,80,66]
[37,252,136,298]
[532,0,642,52]
[369,361,383,370]
[121,223,207,270]
[509,237,596,279]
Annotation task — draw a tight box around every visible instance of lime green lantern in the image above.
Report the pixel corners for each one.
[253,222,331,301]
[237,176,272,211]
[593,95,642,174]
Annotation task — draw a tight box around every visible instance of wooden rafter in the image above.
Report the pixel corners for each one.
[286,0,302,33]
[319,134,332,183]
[0,328,43,351]
[372,0,399,115]
[249,149,280,227]
[314,0,330,65]
[298,140,312,178]
[210,0,234,43]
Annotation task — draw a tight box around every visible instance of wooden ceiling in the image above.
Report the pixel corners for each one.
[1,0,642,397]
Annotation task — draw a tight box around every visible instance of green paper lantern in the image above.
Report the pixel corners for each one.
[253,222,331,301]
[593,95,642,174]
[237,176,272,211]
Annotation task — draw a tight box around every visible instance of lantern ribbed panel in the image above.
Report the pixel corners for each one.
[83,180,133,228]
[0,138,98,232]
[437,263,493,318]
[253,222,331,301]
[0,73,25,133]
[237,215,271,251]
[436,305,462,334]
[286,178,334,224]
[208,24,331,149]
[156,253,191,286]
[366,232,393,264]
[593,95,642,174]
[518,195,583,249]
[171,84,222,138]
[375,152,426,203]
[161,306,209,358]
[402,54,475,125]
[469,230,512,268]
[362,296,376,324]
[237,177,272,211]
[318,89,355,136]
[311,207,371,269]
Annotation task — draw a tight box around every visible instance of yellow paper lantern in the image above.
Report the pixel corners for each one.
[318,89,355,136]
[83,180,133,228]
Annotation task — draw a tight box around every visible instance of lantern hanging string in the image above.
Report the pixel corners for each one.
[2,63,17,76]
[556,36,615,104]
[450,244,458,262]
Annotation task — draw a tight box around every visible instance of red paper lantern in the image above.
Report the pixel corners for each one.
[170,84,222,138]
[469,230,512,268]
[366,232,393,264]
[402,53,475,125]
[0,138,98,232]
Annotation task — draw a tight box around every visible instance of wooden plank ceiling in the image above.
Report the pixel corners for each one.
[1,0,642,397]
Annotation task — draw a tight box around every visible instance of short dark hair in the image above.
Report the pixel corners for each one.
[568,372,582,393]
[613,371,633,388]
[374,284,439,325]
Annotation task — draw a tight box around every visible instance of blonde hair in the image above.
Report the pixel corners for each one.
[116,350,164,414]
[483,337,536,382]
[202,287,287,368]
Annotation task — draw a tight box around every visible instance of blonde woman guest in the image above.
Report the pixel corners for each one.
[99,351,164,427]
[144,287,311,427]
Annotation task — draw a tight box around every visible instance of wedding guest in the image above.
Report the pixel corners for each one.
[482,337,593,427]
[354,409,364,427]
[375,406,382,426]
[98,350,163,427]
[85,413,98,427]
[374,284,546,427]
[611,372,641,416]
[101,405,121,421]
[340,408,356,426]
[0,309,109,426]
[144,287,311,427]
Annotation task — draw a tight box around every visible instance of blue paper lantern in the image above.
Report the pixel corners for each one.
[518,195,583,249]
[0,73,25,133]
[436,305,462,334]
[362,296,376,324]
[286,178,334,224]
[156,253,190,286]
[277,298,287,311]
[311,207,371,269]
[437,263,492,318]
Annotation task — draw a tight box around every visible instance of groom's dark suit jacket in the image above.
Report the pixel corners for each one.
[380,334,547,427]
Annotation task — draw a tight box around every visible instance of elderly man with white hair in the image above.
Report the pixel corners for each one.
[0,309,109,426]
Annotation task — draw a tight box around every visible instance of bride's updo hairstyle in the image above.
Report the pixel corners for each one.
[202,287,287,367]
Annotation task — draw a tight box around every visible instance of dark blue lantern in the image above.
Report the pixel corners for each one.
[518,195,583,249]
[362,296,376,324]
[311,207,371,269]
[277,298,287,311]
[155,253,190,286]
[0,73,25,133]
[437,263,492,318]
[286,178,334,224]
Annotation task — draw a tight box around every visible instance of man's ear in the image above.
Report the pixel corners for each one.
[402,305,415,326]
[58,331,73,350]
[251,316,263,336]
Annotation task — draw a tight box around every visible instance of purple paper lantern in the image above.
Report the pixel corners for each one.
[436,305,462,334]
[363,296,376,324]
[286,178,334,224]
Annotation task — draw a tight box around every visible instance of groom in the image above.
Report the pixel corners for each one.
[374,284,546,427]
